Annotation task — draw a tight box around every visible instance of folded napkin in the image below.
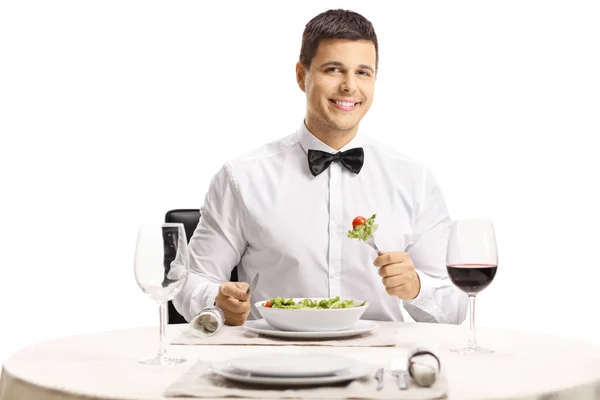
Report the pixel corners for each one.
[163,358,448,399]
[170,320,399,347]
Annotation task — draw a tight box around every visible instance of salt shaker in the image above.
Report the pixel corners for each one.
[188,305,225,337]
[408,348,441,387]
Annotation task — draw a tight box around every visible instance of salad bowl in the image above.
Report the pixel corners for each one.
[255,297,368,332]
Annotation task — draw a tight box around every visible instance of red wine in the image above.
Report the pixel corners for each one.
[447,264,497,294]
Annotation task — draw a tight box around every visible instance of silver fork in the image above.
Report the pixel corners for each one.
[364,236,381,255]
[391,358,409,390]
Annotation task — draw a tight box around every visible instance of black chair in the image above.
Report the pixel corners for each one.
[165,209,239,323]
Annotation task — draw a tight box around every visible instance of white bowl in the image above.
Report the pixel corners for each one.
[255,298,368,332]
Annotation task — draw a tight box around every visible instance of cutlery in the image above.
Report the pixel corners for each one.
[364,235,381,255]
[246,273,260,295]
[374,367,384,391]
[391,358,408,390]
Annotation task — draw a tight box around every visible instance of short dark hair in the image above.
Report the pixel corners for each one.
[299,9,379,70]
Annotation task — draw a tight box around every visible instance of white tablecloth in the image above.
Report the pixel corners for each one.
[1,321,600,400]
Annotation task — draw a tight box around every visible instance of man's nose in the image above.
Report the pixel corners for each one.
[339,73,357,94]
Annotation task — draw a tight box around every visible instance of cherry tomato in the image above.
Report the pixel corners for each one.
[352,216,367,229]
[264,300,272,307]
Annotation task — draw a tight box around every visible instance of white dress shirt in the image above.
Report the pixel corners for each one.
[173,122,468,324]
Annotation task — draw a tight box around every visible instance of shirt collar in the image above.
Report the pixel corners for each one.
[297,120,364,154]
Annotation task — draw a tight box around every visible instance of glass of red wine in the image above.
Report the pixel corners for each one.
[446,219,498,354]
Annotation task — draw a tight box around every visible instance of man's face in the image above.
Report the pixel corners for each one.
[297,39,377,137]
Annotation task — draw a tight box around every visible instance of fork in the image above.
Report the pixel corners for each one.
[391,358,409,390]
[364,235,381,255]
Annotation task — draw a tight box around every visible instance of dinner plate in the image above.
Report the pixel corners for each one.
[228,353,358,377]
[244,319,377,339]
[209,360,371,386]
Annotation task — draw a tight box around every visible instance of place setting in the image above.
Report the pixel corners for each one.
[163,351,448,399]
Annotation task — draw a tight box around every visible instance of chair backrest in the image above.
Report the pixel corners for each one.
[164,209,239,323]
[166,209,201,242]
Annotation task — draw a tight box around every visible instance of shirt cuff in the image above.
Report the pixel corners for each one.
[403,269,436,309]
[189,283,220,320]
[205,284,220,310]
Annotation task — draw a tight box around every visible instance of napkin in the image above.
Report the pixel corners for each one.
[171,320,399,347]
[163,358,448,399]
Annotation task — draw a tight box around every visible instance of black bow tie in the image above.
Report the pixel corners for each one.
[307,148,364,177]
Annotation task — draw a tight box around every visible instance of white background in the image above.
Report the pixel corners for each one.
[1,0,599,364]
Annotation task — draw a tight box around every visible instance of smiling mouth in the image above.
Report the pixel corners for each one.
[329,99,361,111]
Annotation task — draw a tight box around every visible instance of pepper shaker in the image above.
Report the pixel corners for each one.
[188,305,225,337]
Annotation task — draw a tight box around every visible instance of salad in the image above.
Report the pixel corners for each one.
[261,296,366,309]
[347,214,378,241]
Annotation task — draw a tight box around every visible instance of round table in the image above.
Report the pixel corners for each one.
[1,322,599,400]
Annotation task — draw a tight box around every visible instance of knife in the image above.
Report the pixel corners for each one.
[374,367,384,391]
[246,273,260,295]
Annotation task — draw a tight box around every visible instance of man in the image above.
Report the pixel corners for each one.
[173,9,468,326]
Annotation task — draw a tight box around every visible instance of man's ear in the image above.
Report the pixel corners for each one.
[296,61,306,92]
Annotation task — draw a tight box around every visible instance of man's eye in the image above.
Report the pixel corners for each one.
[326,67,341,73]
[358,71,371,77]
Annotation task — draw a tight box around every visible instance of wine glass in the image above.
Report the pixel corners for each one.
[134,222,189,364]
[446,219,498,354]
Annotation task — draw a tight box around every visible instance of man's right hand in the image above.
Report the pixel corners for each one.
[215,281,251,326]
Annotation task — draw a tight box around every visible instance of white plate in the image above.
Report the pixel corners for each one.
[244,319,377,339]
[229,353,357,377]
[209,360,371,386]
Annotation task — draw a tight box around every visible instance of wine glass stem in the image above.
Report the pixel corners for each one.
[468,294,477,350]
[158,301,167,359]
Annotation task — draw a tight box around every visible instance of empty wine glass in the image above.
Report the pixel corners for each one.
[134,222,189,364]
[446,219,498,354]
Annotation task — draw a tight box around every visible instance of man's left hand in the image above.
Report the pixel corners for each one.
[373,252,421,300]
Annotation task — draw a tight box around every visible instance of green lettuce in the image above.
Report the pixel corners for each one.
[262,296,366,309]
[347,214,378,241]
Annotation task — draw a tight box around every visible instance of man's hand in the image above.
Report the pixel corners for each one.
[215,282,251,326]
[373,252,421,300]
